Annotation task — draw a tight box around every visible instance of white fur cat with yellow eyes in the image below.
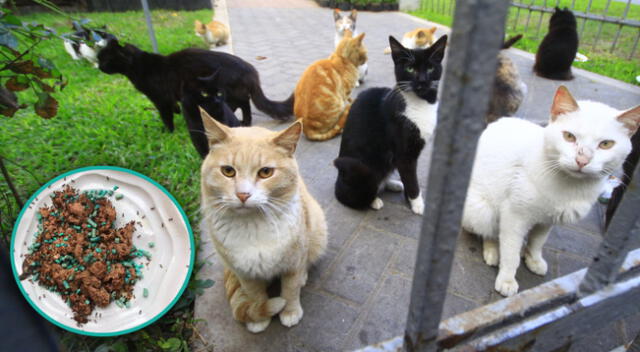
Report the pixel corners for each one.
[462,86,640,297]
[200,109,327,333]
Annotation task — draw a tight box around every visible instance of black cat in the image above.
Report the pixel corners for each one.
[97,39,293,132]
[334,35,447,215]
[534,7,578,80]
[181,70,241,158]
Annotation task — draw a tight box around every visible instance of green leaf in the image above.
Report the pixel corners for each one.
[110,340,128,352]
[37,56,56,71]
[158,338,182,352]
[3,14,23,27]
[0,29,18,49]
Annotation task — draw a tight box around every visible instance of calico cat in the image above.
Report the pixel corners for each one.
[486,34,527,123]
[462,86,640,297]
[63,25,115,67]
[333,9,368,86]
[200,111,327,333]
[194,19,229,48]
[534,7,578,80]
[294,30,367,141]
[382,27,437,54]
[334,35,448,214]
[97,39,293,148]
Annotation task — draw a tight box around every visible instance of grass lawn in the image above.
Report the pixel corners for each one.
[0,8,216,351]
[410,0,640,85]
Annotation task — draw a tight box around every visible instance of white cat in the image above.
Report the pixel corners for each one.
[333,9,368,87]
[462,85,640,297]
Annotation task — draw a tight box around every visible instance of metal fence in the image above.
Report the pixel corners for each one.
[353,0,640,351]
[418,0,640,60]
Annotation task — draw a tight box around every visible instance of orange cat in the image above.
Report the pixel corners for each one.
[294,31,367,141]
[383,27,437,54]
[194,19,229,48]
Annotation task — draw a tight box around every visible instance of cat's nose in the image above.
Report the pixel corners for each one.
[575,156,590,169]
[236,192,251,203]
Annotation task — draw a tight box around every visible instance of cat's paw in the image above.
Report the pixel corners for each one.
[279,304,304,327]
[370,197,384,210]
[246,319,271,333]
[266,297,287,316]
[409,195,424,215]
[495,275,519,297]
[483,245,499,267]
[524,254,548,276]
[385,180,404,192]
[355,80,361,88]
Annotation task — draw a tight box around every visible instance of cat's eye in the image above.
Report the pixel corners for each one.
[220,166,236,177]
[201,91,209,98]
[599,140,615,149]
[216,92,223,97]
[406,67,415,74]
[257,167,274,179]
[562,131,576,143]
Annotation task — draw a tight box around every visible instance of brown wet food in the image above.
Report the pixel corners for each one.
[20,185,147,324]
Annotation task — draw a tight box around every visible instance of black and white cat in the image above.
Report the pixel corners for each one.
[333,35,447,214]
[63,25,115,67]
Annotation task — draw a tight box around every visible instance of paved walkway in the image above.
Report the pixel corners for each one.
[193,1,640,351]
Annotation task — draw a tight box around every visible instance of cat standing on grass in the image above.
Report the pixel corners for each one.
[462,86,640,297]
[200,109,327,333]
[194,19,229,48]
[294,30,367,141]
[334,35,447,214]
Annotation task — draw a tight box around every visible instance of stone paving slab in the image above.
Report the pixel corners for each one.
[193,1,640,351]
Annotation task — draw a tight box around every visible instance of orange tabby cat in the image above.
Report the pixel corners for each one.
[194,19,229,48]
[383,27,437,54]
[294,30,367,141]
[200,108,328,333]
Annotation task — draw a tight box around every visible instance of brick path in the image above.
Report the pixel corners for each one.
[193,1,640,351]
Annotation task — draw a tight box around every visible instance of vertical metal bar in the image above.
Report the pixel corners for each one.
[630,29,640,60]
[571,0,576,9]
[450,0,454,17]
[610,0,632,53]
[535,0,547,38]
[630,330,640,352]
[523,0,536,34]
[593,0,612,49]
[402,0,510,350]
[578,161,640,297]
[140,0,159,53]
[580,0,594,40]
[512,2,522,31]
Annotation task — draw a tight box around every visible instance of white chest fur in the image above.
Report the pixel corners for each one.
[208,198,301,280]
[401,91,438,141]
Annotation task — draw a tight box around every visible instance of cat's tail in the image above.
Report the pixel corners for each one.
[223,268,286,323]
[302,104,350,141]
[502,34,523,49]
[249,80,294,121]
[334,156,378,209]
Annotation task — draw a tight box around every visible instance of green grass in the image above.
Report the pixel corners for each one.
[411,0,640,85]
[0,9,216,351]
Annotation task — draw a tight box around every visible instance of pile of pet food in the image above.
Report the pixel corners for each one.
[20,185,151,324]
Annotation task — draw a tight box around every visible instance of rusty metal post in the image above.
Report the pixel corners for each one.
[402,0,511,351]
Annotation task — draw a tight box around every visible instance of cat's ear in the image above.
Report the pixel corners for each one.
[389,36,405,62]
[550,85,579,121]
[200,107,230,145]
[429,27,437,34]
[429,35,448,62]
[273,121,302,156]
[349,9,357,21]
[355,32,365,45]
[333,9,341,21]
[616,105,640,136]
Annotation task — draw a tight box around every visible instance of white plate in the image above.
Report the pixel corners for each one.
[11,166,194,336]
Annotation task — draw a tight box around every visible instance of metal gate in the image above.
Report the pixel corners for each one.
[357,0,640,350]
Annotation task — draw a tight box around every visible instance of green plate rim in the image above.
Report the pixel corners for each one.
[10,165,195,337]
